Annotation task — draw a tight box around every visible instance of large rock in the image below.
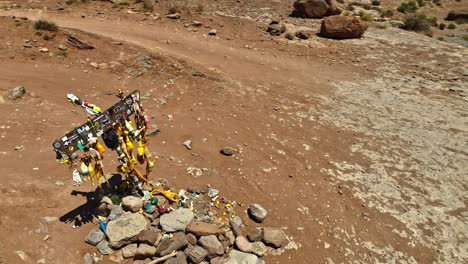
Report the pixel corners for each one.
[97,240,114,255]
[122,243,137,259]
[229,218,243,237]
[293,0,342,18]
[247,228,263,242]
[187,245,208,263]
[138,227,161,245]
[164,252,188,264]
[187,222,224,236]
[109,204,123,221]
[9,86,25,100]
[135,244,157,259]
[222,250,261,264]
[160,208,194,232]
[122,196,143,213]
[262,228,287,248]
[85,228,105,246]
[98,196,113,217]
[155,232,188,257]
[198,235,224,257]
[235,236,252,253]
[446,10,468,21]
[251,242,267,257]
[107,213,147,248]
[320,15,368,39]
[248,204,267,223]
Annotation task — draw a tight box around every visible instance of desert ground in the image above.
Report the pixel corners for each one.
[0,0,467,264]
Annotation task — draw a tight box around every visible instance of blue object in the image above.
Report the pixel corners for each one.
[99,220,106,234]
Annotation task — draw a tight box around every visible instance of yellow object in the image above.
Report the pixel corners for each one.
[95,142,106,158]
[189,205,194,211]
[214,200,220,208]
[151,189,179,202]
[210,217,214,222]
[88,163,95,186]
[169,233,174,239]
[231,213,236,219]
[225,203,232,209]
[222,212,227,216]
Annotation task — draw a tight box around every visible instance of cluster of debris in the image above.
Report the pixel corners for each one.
[84,181,290,264]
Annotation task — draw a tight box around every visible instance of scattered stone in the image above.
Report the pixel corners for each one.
[251,242,267,257]
[43,216,58,224]
[223,250,260,264]
[187,233,198,245]
[192,70,206,77]
[84,253,94,264]
[187,245,208,263]
[39,48,49,52]
[192,21,203,27]
[165,252,188,264]
[208,29,217,36]
[248,204,268,223]
[183,140,192,150]
[167,13,181,19]
[235,236,252,253]
[68,35,94,50]
[147,124,160,136]
[295,30,313,40]
[90,62,99,69]
[122,196,143,213]
[320,15,368,39]
[85,228,105,246]
[9,86,25,100]
[58,45,67,51]
[109,250,124,263]
[135,244,157,259]
[230,218,243,237]
[122,243,138,259]
[293,0,342,18]
[263,228,287,248]
[247,228,263,242]
[137,227,161,245]
[285,32,295,40]
[97,240,114,255]
[160,208,195,232]
[207,188,219,198]
[187,221,224,236]
[112,41,123,45]
[109,204,123,221]
[155,232,188,257]
[266,21,286,36]
[98,196,113,217]
[220,147,239,156]
[14,145,23,151]
[107,213,147,248]
[198,235,224,257]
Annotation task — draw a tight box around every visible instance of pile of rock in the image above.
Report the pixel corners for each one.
[85,186,289,264]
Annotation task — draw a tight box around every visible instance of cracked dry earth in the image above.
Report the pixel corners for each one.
[314,28,468,263]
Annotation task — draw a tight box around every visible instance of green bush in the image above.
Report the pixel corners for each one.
[403,13,432,32]
[34,20,58,31]
[438,23,446,30]
[143,0,154,11]
[381,9,394,18]
[360,12,374,22]
[397,1,418,14]
[455,18,468,25]
[447,23,456,29]
[437,36,444,41]
[376,23,388,29]
[462,35,468,41]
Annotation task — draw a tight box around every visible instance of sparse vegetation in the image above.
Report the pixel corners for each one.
[437,36,444,41]
[376,23,388,29]
[57,49,67,57]
[359,11,374,22]
[432,0,441,6]
[462,35,468,41]
[381,9,394,18]
[455,18,468,25]
[403,13,432,33]
[438,23,446,30]
[447,23,456,29]
[168,4,180,14]
[195,3,204,14]
[34,20,58,32]
[397,1,418,14]
[416,0,425,7]
[142,0,154,11]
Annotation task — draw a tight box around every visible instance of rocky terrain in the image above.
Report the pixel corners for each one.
[0,0,466,264]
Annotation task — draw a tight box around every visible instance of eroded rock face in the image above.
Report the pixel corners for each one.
[293,0,342,18]
[106,213,147,249]
[320,15,368,39]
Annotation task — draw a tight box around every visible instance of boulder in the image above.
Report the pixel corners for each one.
[155,232,188,257]
[248,204,268,223]
[262,228,287,248]
[229,218,243,237]
[247,228,263,242]
[266,21,286,36]
[187,222,224,236]
[293,0,342,18]
[122,243,137,259]
[446,10,468,21]
[251,242,267,257]
[320,15,368,39]
[222,250,261,264]
[97,196,113,217]
[85,228,105,246]
[137,227,161,245]
[160,208,194,232]
[134,244,157,260]
[107,213,147,248]
[122,196,143,213]
[295,30,313,40]
[97,240,114,255]
[187,245,208,263]
[198,235,224,257]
